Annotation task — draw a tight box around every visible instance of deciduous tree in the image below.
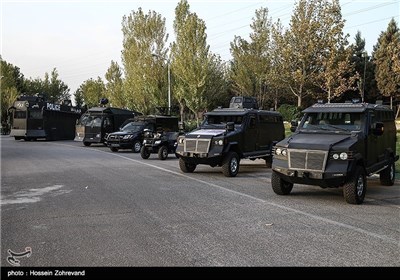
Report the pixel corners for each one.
[105,61,125,108]
[171,0,209,125]
[121,8,169,114]
[373,18,400,108]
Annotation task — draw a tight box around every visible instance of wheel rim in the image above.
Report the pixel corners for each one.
[230,157,238,173]
[390,164,394,181]
[134,142,141,152]
[356,175,364,197]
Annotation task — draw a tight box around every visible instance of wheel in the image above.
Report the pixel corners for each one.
[380,161,395,186]
[14,137,22,140]
[140,146,150,159]
[265,156,273,168]
[222,152,240,177]
[83,142,91,147]
[179,158,196,173]
[110,147,118,152]
[158,146,168,160]
[343,166,366,204]
[271,171,293,195]
[132,140,142,153]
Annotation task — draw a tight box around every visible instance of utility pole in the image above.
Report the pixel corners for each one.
[362,52,367,103]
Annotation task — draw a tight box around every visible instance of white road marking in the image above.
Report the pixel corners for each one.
[53,142,400,245]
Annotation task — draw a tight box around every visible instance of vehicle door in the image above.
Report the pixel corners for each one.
[102,116,114,138]
[366,110,379,166]
[243,114,258,152]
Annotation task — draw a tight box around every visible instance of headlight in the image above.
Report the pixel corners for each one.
[275,148,287,157]
[214,139,223,145]
[123,135,133,140]
[340,152,348,160]
[154,140,161,145]
[179,138,185,144]
[331,152,352,160]
[96,133,101,138]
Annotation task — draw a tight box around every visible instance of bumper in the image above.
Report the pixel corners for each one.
[107,141,133,149]
[83,137,102,143]
[272,166,348,188]
[176,152,222,166]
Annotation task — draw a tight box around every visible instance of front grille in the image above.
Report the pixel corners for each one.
[288,149,328,171]
[184,139,211,153]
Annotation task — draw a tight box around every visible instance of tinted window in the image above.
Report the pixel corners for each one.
[14,111,26,119]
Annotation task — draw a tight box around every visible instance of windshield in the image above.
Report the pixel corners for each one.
[300,112,362,132]
[120,122,144,132]
[77,114,91,126]
[202,115,244,128]
[82,115,102,127]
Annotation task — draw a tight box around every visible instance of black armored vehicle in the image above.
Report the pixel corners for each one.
[76,107,140,146]
[271,102,398,204]
[140,115,180,160]
[106,117,155,153]
[176,107,285,177]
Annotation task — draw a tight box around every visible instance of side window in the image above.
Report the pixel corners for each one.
[249,115,257,129]
[103,117,111,128]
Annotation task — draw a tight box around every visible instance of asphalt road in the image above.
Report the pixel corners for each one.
[1,135,399,267]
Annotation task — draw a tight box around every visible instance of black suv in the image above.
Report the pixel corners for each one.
[271,102,398,204]
[106,118,155,153]
[176,107,285,177]
[140,115,180,160]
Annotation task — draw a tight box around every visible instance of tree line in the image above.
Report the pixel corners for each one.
[1,0,399,126]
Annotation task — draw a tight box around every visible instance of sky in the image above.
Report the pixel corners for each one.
[1,0,399,97]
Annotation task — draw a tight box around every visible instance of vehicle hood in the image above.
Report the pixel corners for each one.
[109,131,141,136]
[281,133,356,150]
[186,129,226,139]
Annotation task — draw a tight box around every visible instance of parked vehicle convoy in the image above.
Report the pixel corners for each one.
[75,107,141,146]
[176,106,285,177]
[271,101,398,204]
[140,115,181,160]
[9,94,82,141]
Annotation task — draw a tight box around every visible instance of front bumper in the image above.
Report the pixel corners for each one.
[272,158,351,188]
[107,141,133,149]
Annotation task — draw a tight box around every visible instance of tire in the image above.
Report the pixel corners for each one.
[265,156,273,168]
[14,137,22,140]
[83,142,91,147]
[179,158,196,173]
[271,170,293,195]
[158,146,169,160]
[132,140,141,153]
[343,166,366,204]
[380,161,395,186]
[110,147,118,152]
[140,146,150,159]
[222,152,240,177]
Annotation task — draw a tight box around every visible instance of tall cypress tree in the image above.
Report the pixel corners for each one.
[171,0,210,124]
[373,18,400,108]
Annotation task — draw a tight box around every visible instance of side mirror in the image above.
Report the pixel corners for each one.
[226,122,235,132]
[372,122,384,136]
[178,121,185,132]
[290,120,298,132]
